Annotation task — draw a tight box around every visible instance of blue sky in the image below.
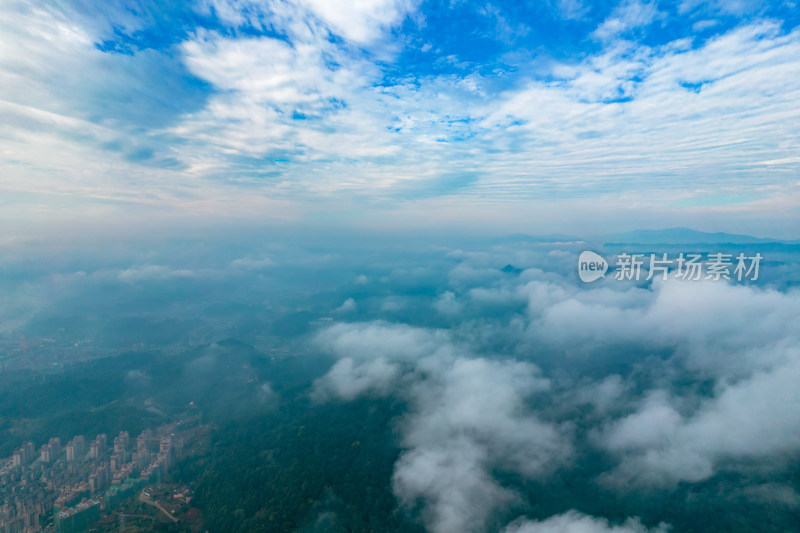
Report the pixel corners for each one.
[1,0,799,237]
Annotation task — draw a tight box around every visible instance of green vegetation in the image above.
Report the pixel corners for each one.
[0,339,329,455]
[174,397,425,533]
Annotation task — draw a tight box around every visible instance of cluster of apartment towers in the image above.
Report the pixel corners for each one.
[12,431,176,492]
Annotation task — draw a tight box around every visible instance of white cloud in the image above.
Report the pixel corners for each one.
[433,291,462,316]
[313,321,450,363]
[503,511,669,533]
[530,280,800,377]
[680,0,762,16]
[392,356,570,533]
[203,0,416,44]
[426,255,800,494]
[393,355,570,533]
[312,320,571,533]
[231,256,275,269]
[573,374,628,413]
[592,0,663,41]
[310,322,447,401]
[298,0,417,44]
[481,22,800,216]
[258,381,278,405]
[334,297,357,313]
[516,277,800,488]
[555,0,591,20]
[692,18,719,32]
[4,0,799,230]
[393,437,517,533]
[381,296,407,312]
[597,354,800,487]
[312,356,402,401]
[182,32,336,103]
[117,265,195,282]
[176,29,365,160]
[594,391,682,453]
[418,261,800,491]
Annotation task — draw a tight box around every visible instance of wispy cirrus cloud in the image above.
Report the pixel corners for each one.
[592,0,663,41]
[1,0,799,233]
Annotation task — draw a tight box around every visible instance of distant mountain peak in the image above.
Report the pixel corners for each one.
[500,264,523,274]
[597,227,782,245]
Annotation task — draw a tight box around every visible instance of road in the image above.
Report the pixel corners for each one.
[138,490,178,523]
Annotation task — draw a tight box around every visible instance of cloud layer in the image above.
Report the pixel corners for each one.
[2,0,799,233]
[308,238,800,531]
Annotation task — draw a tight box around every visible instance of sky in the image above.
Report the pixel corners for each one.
[1,0,799,238]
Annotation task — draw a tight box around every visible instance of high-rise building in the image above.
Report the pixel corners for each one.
[48,437,61,457]
[158,436,172,469]
[90,434,107,459]
[54,499,101,533]
[137,429,153,454]
[40,444,52,463]
[23,441,34,463]
[12,441,35,466]
[113,432,129,463]
[65,435,85,462]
